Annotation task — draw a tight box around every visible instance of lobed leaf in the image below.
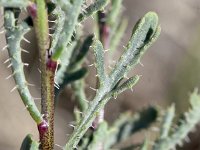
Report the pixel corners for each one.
[65,12,161,149]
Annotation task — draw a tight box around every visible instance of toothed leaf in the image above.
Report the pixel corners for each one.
[78,0,109,22]
[65,12,161,149]
[153,89,200,150]
[4,10,43,124]
[105,107,158,148]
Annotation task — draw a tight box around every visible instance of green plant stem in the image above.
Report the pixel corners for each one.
[28,1,55,149]
[40,62,56,149]
[4,10,43,124]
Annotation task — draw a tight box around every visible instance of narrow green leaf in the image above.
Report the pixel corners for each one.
[78,0,109,22]
[92,39,106,85]
[0,0,29,8]
[69,35,93,71]
[62,68,88,86]
[52,0,84,60]
[55,41,77,84]
[106,107,158,148]
[20,134,39,150]
[111,75,140,99]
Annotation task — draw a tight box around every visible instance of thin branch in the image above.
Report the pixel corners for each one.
[4,10,43,124]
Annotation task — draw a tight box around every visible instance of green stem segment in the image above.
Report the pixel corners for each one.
[4,10,43,124]
[28,1,56,149]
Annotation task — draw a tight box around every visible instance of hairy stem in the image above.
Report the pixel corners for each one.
[4,10,43,124]
[38,59,57,149]
[28,1,55,149]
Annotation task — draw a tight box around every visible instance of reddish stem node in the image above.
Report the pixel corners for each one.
[46,58,57,72]
[27,3,37,19]
[38,120,48,139]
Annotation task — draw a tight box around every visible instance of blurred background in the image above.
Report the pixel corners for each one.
[0,0,200,149]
